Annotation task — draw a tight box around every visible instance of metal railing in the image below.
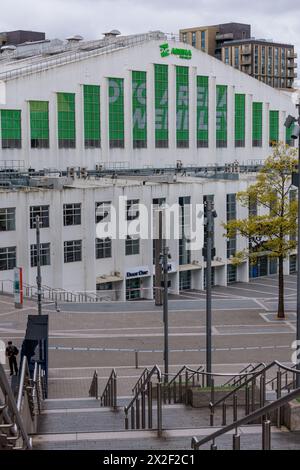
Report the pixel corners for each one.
[192,384,300,450]
[124,365,163,436]
[100,369,117,409]
[266,363,297,393]
[132,367,151,396]
[0,356,44,450]
[164,365,205,405]
[208,361,300,428]
[222,362,266,388]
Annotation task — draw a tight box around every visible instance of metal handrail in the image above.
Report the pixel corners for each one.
[211,361,299,411]
[222,362,266,387]
[100,369,117,409]
[192,385,300,450]
[266,363,297,391]
[132,367,151,396]
[124,365,163,436]
[0,359,33,449]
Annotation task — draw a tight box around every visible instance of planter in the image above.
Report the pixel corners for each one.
[283,400,300,431]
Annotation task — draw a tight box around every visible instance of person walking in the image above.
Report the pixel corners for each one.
[5,341,19,376]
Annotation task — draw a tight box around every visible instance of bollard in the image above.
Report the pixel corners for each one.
[136,397,140,429]
[262,420,271,450]
[222,402,227,426]
[135,350,139,369]
[276,371,282,428]
[141,390,146,429]
[245,386,250,416]
[233,433,241,450]
[233,394,238,422]
[131,406,135,429]
[157,382,162,437]
[125,409,129,430]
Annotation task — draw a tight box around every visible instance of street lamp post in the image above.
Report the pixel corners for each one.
[35,215,42,316]
[162,244,169,383]
[205,199,213,387]
[284,104,300,387]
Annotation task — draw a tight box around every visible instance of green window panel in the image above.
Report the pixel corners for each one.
[108,78,124,148]
[234,94,245,147]
[57,93,76,148]
[252,102,263,147]
[1,110,21,149]
[154,64,168,148]
[132,71,147,149]
[30,101,49,149]
[83,85,100,149]
[216,85,227,148]
[197,76,209,148]
[176,66,189,148]
[269,110,279,146]
[286,122,295,147]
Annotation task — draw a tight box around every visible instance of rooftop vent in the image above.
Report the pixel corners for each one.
[66,35,84,44]
[0,45,16,57]
[103,29,121,38]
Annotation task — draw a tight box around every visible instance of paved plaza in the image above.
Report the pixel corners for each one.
[0,274,298,399]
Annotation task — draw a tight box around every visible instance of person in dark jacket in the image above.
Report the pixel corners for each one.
[5,341,19,376]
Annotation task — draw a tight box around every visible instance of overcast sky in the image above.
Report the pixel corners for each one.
[1,0,299,54]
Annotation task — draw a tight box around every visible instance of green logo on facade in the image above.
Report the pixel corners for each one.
[160,43,192,60]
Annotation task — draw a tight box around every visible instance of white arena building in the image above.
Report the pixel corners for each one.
[0,31,297,300]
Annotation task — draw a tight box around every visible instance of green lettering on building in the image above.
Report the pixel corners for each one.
[160,43,192,60]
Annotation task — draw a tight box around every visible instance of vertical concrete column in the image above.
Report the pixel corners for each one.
[263,102,270,155]
[51,191,64,289]
[168,64,176,152]
[208,76,216,164]
[147,63,155,154]
[124,69,133,157]
[49,92,58,169]
[279,110,285,142]
[189,66,197,154]
[75,85,84,167]
[23,101,30,169]
[228,85,235,151]
[83,189,96,292]
[100,77,109,164]
[245,94,253,152]
[16,192,30,286]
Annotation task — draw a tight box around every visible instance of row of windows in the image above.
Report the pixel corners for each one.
[1,68,292,151]
[0,236,141,271]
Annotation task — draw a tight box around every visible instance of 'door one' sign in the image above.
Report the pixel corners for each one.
[160,43,192,60]
[126,266,150,279]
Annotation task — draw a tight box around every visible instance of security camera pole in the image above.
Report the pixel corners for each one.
[285,103,300,388]
[162,243,169,382]
[205,199,213,387]
[35,215,42,316]
[296,101,300,388]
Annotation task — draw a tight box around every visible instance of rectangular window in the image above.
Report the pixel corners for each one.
[1,110,21,149]
[252,102,263,147]
[0,208,15,231]
[227,265,237,283]
[201,31,206,50]
[125,236,140,256]
[83,85,100,148]
[269,110,279,146]
[108,77,124,148]
[57,93,76,148]
[64,240,82,263]
[182,32,187,43]
[30,101,49,148]
[179,196,191,266]
[132,71,147,148]
[191,32,196,47]
[30,243,51,267]
[30,206,50,229]
[154,64,168,148]
[95,238,112,259]
[126,199,139,221]
[0,247,16,271]
[179,270,192,290]
[63,203,81,226]
[234,47,239,67]
[235,94,245,147]
[176,66,189,148]
[197,76,208,148]
[216,85,227,148]
[261,47,266,75]
[226,194,236,259]
[224,48,229,64]
[95,201,111,224]
[254,46,259,74]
